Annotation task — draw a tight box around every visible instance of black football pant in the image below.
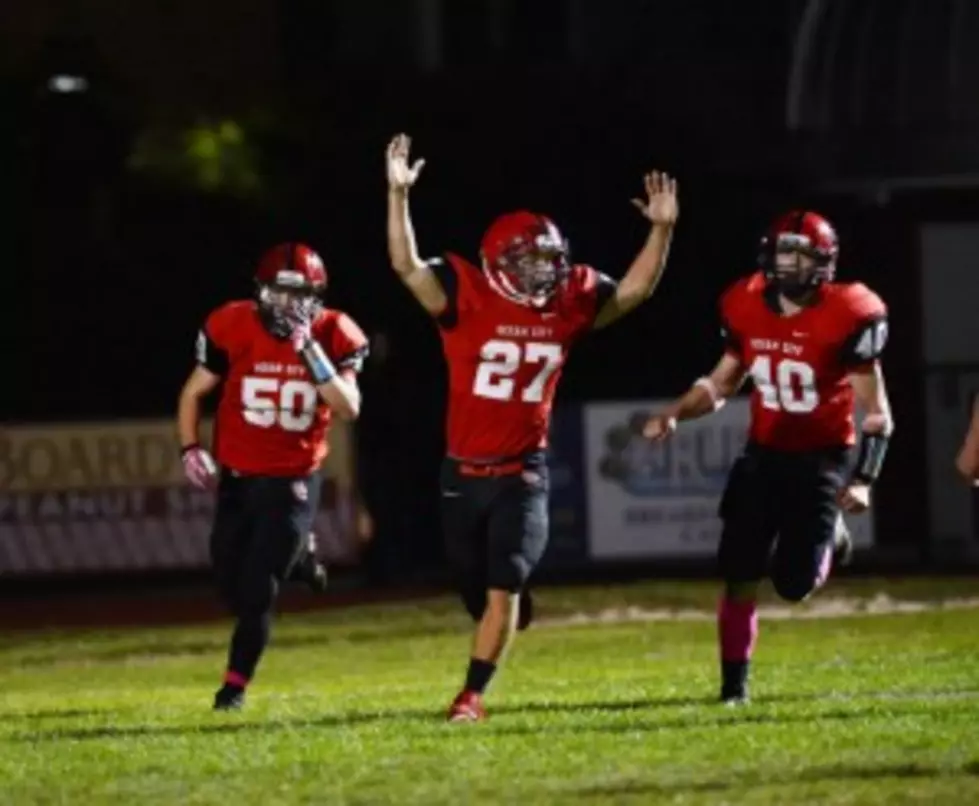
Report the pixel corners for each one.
[210,470,320,681]
[717,444,849,602]
[440,452,549,624]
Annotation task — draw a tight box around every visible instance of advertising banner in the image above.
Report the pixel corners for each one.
[583,399,875,559]
[0,418,360,576]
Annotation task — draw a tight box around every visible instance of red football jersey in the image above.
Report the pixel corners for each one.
[197,301,368,476]
[432,254,614,461]
[720,272,888,451]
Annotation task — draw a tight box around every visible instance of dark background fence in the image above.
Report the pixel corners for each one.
[3,0,979,595]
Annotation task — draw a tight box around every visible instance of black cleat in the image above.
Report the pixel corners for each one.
[292,552,329,593]
[720,660,749,705]
[213,684,245,711]
[832,513,853,568]
[720,688,749,706]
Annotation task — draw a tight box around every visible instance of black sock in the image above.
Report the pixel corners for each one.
[721,659,749,695]
[228,612,272,681]
[464,658,497,694]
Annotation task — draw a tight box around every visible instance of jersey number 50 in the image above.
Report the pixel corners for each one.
[473,340,563,403]
[749,355,819,414]
[242,377,318,432]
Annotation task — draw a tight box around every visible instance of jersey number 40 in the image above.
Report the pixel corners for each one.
[473,340,563,403]
[749,355,819,414]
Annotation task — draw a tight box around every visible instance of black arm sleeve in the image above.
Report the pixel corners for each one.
[337,344,370,373]
[427,258,460,330]
[839,316,889,368]
[593,271,617,317]
[196,328,229,375]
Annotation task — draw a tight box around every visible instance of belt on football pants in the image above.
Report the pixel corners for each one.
[452,453,541,478]
[457,460,525,478]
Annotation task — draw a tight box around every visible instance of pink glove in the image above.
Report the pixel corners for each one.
[181,445,218,490]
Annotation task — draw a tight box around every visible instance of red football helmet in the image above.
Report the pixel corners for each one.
[758,210,839,301]
[480,211,570,307]
[254,243,328,337]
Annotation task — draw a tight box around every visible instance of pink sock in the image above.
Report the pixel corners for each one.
[717,597,758,663]
[224,669,249,688]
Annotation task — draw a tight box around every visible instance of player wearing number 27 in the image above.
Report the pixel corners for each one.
[176,243,368,710]
[644,211,894,704]
[386,134,679,721]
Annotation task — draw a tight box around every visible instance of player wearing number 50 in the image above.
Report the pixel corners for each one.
[644,211,894,705]
[386,133,678,721]
[176,243,368,710]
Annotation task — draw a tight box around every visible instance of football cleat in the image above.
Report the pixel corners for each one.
[832,513,854,568]
[720,688,749,707]
[213,684,246,711]
[447,690,486,723]
[720,660,749,706]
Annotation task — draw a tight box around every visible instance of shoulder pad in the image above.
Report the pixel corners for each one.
[719,274,761,322]
[206,300,253,335]
[834,282,887,320]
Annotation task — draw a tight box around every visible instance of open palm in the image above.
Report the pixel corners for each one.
[631,171,679,225]
[386,133,426,191]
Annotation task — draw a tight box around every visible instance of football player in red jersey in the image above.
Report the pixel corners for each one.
[176,243,368,710]
[644,211,894,704]
[385,133,679,721]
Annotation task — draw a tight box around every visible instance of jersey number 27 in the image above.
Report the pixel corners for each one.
[473,340,563,403]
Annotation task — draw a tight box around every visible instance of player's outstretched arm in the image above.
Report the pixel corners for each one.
[386,133,448,317]
[642,353,746,441]
[594,171,679,330]
[955,398,979,483]
[840,363,895,512]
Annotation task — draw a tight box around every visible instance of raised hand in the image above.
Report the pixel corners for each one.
[631,171,679,226]
[386,133,426,192]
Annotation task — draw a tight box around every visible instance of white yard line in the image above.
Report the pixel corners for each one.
[540,594,979,628]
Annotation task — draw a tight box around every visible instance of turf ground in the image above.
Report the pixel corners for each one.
[2,577,978,805]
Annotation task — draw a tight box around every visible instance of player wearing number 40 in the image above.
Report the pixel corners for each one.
[176,243,368,711]
[643,210,894,706]
[385,133,679,722]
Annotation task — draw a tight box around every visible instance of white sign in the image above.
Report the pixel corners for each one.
[584,399,875,559]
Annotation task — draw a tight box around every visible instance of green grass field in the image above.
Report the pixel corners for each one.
[2,578,978,805]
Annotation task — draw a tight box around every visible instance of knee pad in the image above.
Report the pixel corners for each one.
[486,553,531,594]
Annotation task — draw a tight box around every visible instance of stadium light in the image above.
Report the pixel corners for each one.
[46,74,89,94]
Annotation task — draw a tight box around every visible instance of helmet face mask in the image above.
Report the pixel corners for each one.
[760,212,838,304]
[481,212,570,308]
[773,236,821,301]
[257,284,323,335]
[253,244,328,338]
[498,242,568,305]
